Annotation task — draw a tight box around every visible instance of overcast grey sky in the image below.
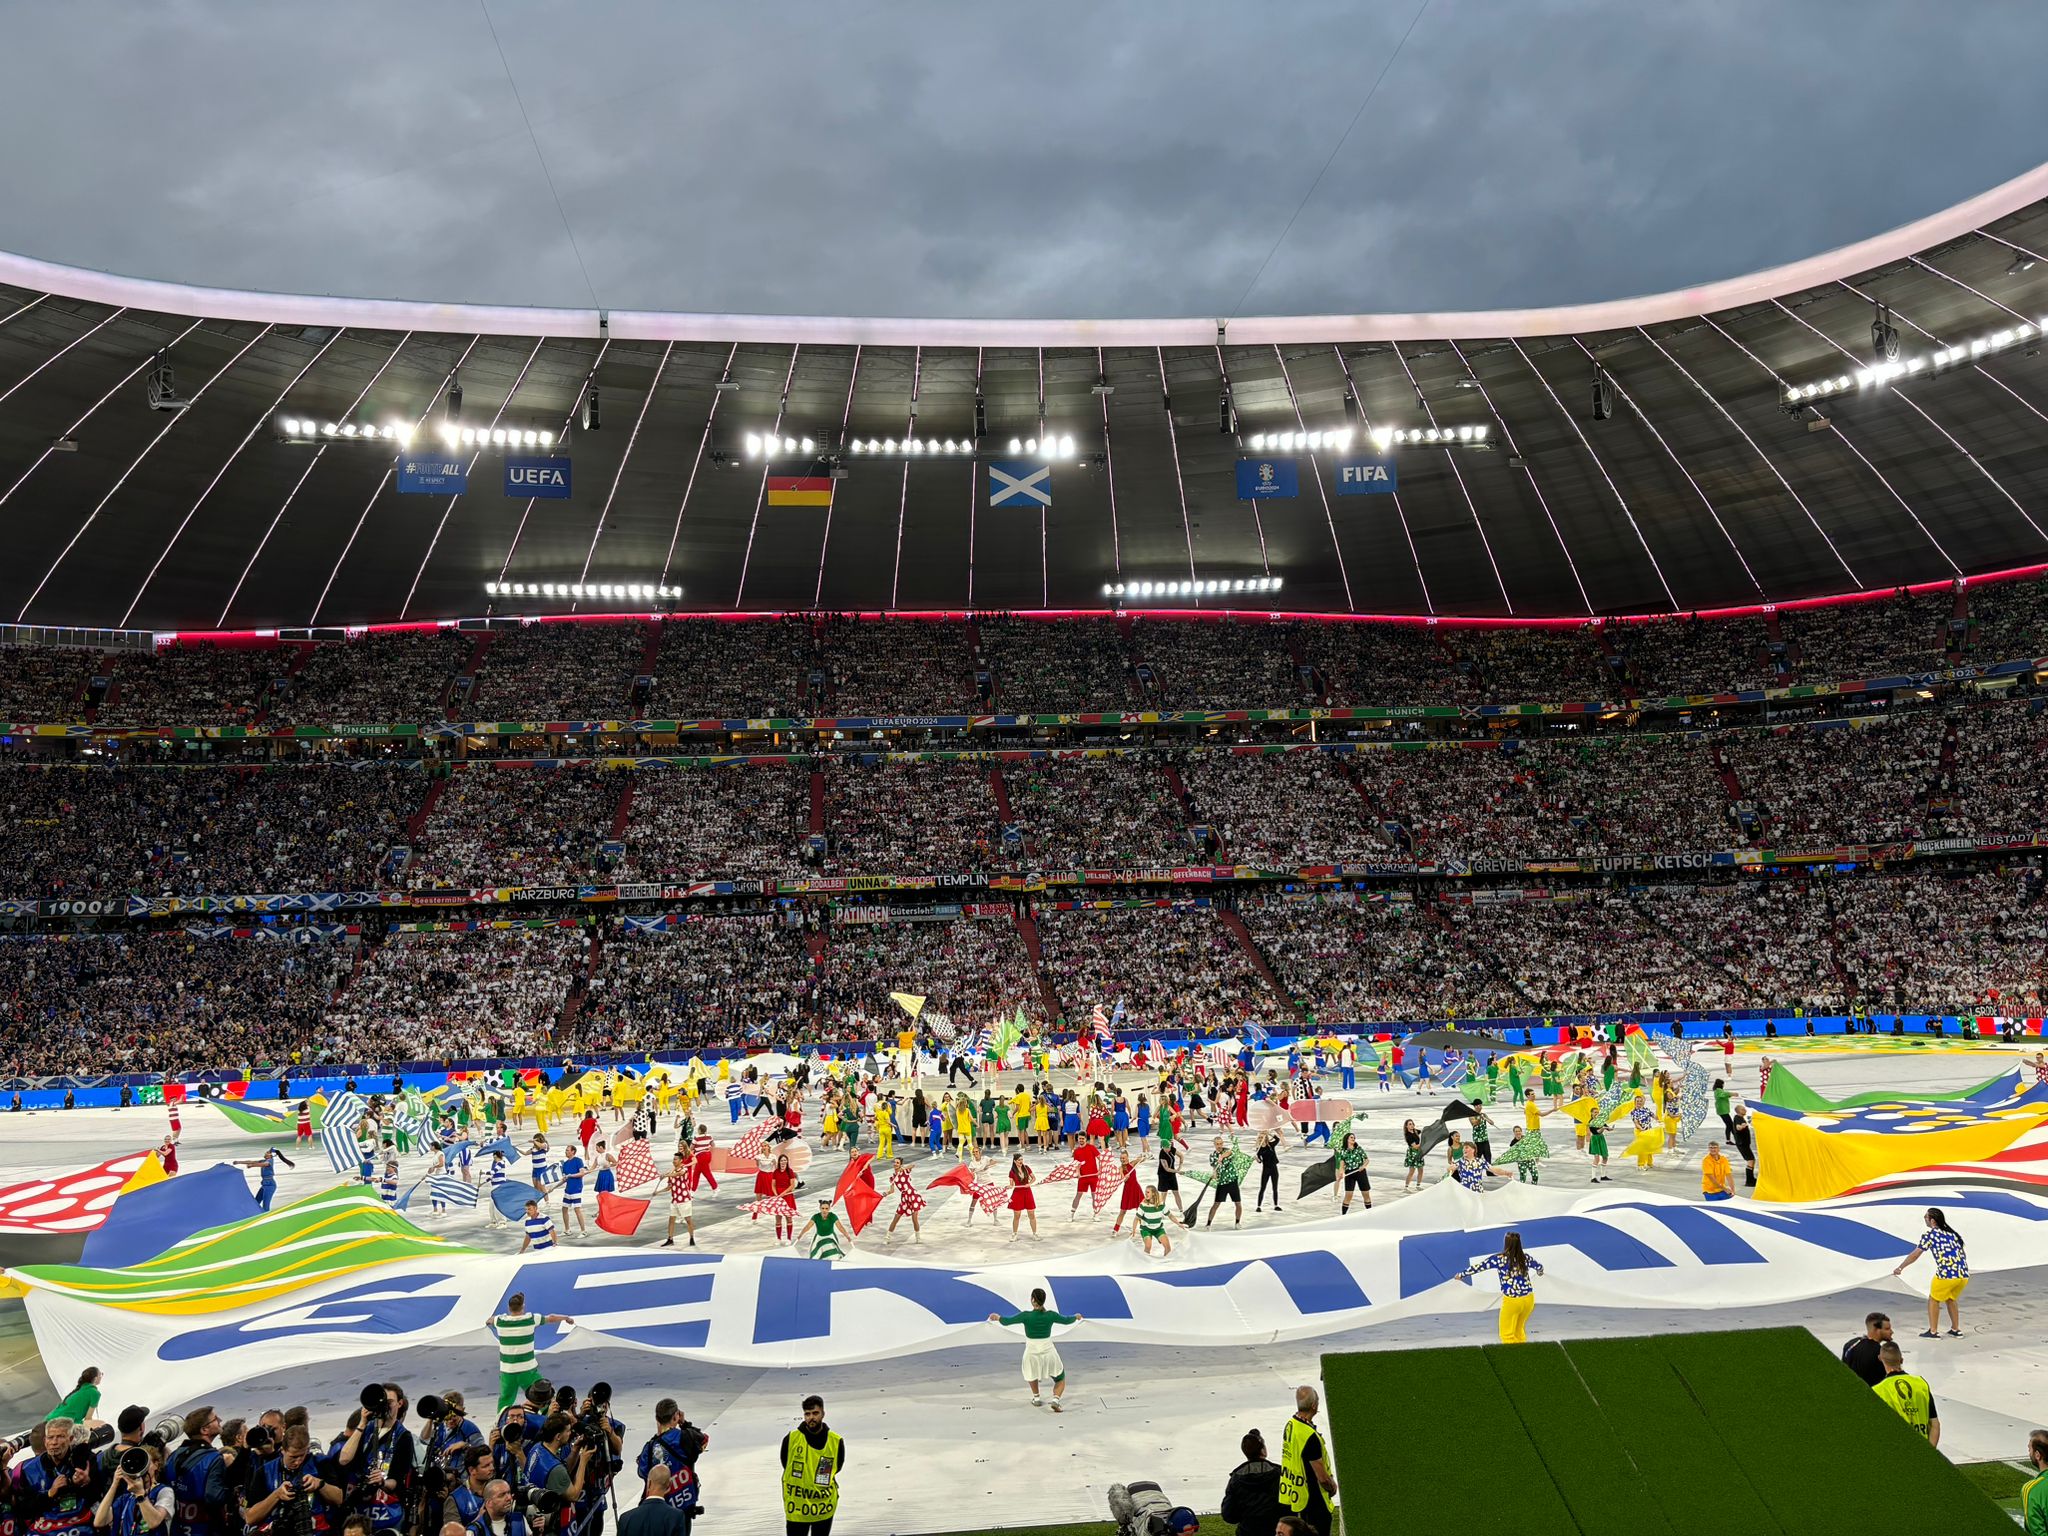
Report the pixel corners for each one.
[5,1,2046,321]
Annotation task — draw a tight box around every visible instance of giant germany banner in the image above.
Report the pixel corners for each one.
[10,1182,2048,1407]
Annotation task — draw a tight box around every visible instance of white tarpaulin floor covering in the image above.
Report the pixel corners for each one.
[0,1045,2041,1536]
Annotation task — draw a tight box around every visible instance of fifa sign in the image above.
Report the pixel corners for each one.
[1334,458,1398,495]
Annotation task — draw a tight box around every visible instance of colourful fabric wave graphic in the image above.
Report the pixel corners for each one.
[10,1185,476,1314]
[1750,1075,2048,1202]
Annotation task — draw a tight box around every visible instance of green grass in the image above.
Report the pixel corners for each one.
[1318,1327,2012,1536]
[1955,1459,2029,1506]
[919,1519,1220,1536]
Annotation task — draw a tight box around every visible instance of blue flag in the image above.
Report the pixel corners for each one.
[1236,458,1299,500]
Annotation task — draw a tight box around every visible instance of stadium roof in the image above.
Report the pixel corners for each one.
[2,163,2047,632]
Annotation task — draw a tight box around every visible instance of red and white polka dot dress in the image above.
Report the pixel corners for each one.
[890,1164,926,1216]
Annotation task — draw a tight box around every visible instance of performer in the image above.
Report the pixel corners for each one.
[1625,1093,1661,1171]
[1254,1132,1283,1212]
[1586,1112,1611,1181]
[1109,1153,1145,1234]
[1892,1208,1969,1338]
[1456,1231,1545,1343]
[663,1151,695,1248]
[1068,1140,1101,1217]
[1008,1153,1039,1240]
[557,1149,587,1237]
[690,1123,719,1192]
[490,1292,573,1413]
[1336,1132,1370,1213]
[757,1154,798,1244]
[295,1101,313,1144]
[1700,1141,1733,1202]
[1204,1136,1244,1229]
[234,1147,295,1213]
[1156,1137,1184,1215]
[885,1156,925,1241]
[986,1289,1083,1411]
[806,1198,848,1261]
[1402,1119,1425,1191]
[1135,1186,1173,1257]
[518,1200,556,1253]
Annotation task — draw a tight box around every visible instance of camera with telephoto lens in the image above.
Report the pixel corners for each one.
[358,1385,391,1425]
[244,1426,274,1457]
[117,1449,150,1480]
[64,1444,97,1475]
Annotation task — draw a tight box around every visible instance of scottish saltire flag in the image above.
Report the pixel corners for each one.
[320,1092,368,1174]
[745,1020,773,1043]
[989,460,1051,508]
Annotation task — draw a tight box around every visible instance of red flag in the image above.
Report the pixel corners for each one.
[834,1153,883,1235]
[164,1083,188,1103]
[596,1190,651,1236]
[224,1082,249,1101]
[924,1164,975,1191]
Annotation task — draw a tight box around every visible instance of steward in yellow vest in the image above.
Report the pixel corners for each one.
[779,1396,844,1532]
[1870,1343,1940,1450]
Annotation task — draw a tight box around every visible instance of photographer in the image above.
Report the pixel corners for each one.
[94,1411,151,1484]
[334,1388,413,1535]
[93,1443,171,1536]
[21,1417,105,1536]
[633,1402,705,1531]
[519,1417,593,1533]
[415,1394,481,1533]
[164,1409,231,1536]
[461,1483,527,1536]
[447,1452,495,1531]
[240,1429,341,1536]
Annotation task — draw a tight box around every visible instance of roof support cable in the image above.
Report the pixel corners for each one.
[1446,338,1594,614]
[1632,324,1860,589]
[1509,337,1679,611]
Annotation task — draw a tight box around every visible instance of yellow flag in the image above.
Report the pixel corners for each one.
[121,1153,168,1193]
[889,992,927,1020]
[1560,1095,1601,1127]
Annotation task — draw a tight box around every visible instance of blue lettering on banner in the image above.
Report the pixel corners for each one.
[1396,1215,1676,1299]
[397,456,467,495]
[499,1252,716,1350]
[159,1273,460,1360]
[504,457,572,499]
[1236,458,1299,500]
[1333,458,1398,495]
[751,1256,1009,1344]
[1052,1252,1368,1320]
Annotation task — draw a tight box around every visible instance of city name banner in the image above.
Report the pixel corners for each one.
[14,1181,2047,1407]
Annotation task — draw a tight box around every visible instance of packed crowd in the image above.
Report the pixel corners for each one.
[1003,757,1194,868]
[1830,873,2048,1016]
[1441,894,1759,1015]
[1239,894,1522,1022]
[814,913,1046,1030]
[0,933,349,1075]
[0,764,421,898]
[647,616,817,719]
[3,582,2043,731]
[469,622,648,721]
[267,631,472,725]
[1128,618,1298,709]
[620,764,815,881]
[408,767,621,887]
[1722,714,1951,846]
[328,928,586,1059]
[819,617,977,716]
[96,645,276,726]
[581,913,817,1045]
[977,615,1133,712]
[1035,906,1276,1032]
[1180,753,1382,865]
[823,760,1001,873]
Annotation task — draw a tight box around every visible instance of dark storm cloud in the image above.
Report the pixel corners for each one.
[3,0,2045,320]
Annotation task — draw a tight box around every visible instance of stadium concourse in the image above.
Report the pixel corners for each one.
[0,1042,2044,1536]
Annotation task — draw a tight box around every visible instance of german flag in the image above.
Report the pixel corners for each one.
[766,476,832,507]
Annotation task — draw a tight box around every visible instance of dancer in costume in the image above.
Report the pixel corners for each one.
[1625,1093,1661,1171]
[1892,1208,1969,1338]
[490,1292,573,1412]
[1156,1137,1185,1215]
[1204,1136,1246,1229]
[557,1149,587,1237]
[806,1197,848,1261]
[1008,1153,1039,1239]
[1402,1119,1425,1191]
[1254,1132,1283,1213]
[885,1156,925,1242]
[663,1151,696,1248]
[519,1200,557,1253]
[1457,1231,1544,1343]
[1586,1111,1611,1181]
[1109,1153,1145,1234]
[986,1289,1083,1411]
[1136,1186,1173,1257]
[754,1153,797,1243]
[1068,1140,1101,1217]
[1336,1131,1371,1212]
